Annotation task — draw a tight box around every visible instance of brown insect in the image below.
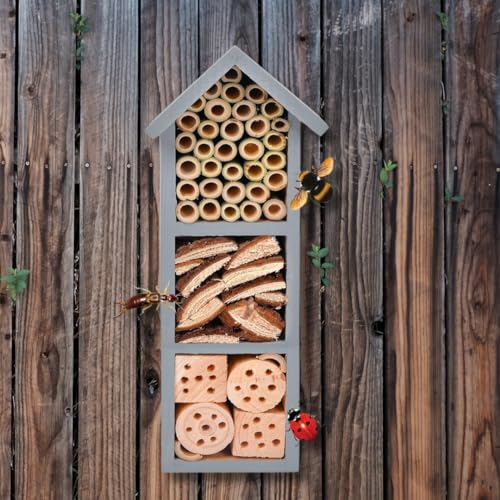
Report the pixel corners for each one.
[115,284,178,317]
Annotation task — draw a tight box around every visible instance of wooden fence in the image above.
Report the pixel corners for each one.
[0,0,498,498]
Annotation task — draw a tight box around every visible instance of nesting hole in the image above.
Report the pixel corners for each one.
[198,143,211,155]
[268,134,281,146]
[267,154,281,166]
[194,413,202,420]
[243,396,251,402]
[258,443,265,448]
[264,102,279,115]
[227,186,241,197]
[210,436,217,442]
[181,115,196,128]
[268,384,276,391]
[242,423,249,429]
[218,422,226,429]
[204,182,218,195]
[191,98,203,110]
[182,388,189,393]
[180,377,188,383]
[268,423,276,430]
[251,120,266,132]
[179,204,195,217]
[184,364,191,370]
[209,374,217,380]
[204,161,218,174]
[206,84,219,96]
[250,384,258,391]
[225,68,238,80]
[249,88,264,100]
[234,385,241,391]
[212,105,224,115]
[241,441,248,448]
[251,186,264,198]
[201,424,210,431]
[211,414,217,420]
[203,202,217,215]
[265,369,272,375]
[224,206,236,217]
[248,164,263,177]
[207,364,215,372]
[254,432,263,439]
[237,104,251,117]
[186,427,192,432]
[179,184,195,197]
[207,387,215,394]
[180,160,196,174]
[196,439,204,446]
[195,375,203,381]
[253,417,261,424]
[179,136,193,148]
[272,439,281,446]
[225,122,239,136]
[225,86,241,99]
[244,143,259,155]
[258,397,266,403]
[218,144,233,156]
[243,204,258,217]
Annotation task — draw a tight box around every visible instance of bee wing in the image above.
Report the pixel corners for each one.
[290,189,309,210]
[316,157,334,177]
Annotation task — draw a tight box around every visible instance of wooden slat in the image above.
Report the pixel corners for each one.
[322,1,384,498]
[139,0,198,498]
[78,1,138,497]
[445,1,500,498]
[0,1,15,497]
[383,2,446,498]
[198,0,260,496]
[15,0,75,497]
[261,1,322,497]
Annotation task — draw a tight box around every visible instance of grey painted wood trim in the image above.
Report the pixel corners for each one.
[146,46,328,138]
[160,118,302,473]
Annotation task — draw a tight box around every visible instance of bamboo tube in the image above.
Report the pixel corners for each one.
[176,156,201,180]
[244,161,266,182]
[262,151,286,170]
[221,83,245,103]
[222,162,243,181]
[271,117,290,133]
[240,201,262,222]
[203,81,222,100]
[245,84,268,104]
[239,138,265,161]
[221,203,240,222]
[176,201,200,223]
[222,181,245,204]
[263,131,287,151]
[246,182,270,204]
[201,158,222,178]
[193,139,215,161]
[189,96,206,113]
[205,98,232,122]
[263,199,287,221]
[176,180,200,201]
[214,140,238,162]
[231,100,257,121]
[199,178,223,199]
[221,66,242,83]
[263,170,288,192]
[197,120,219,140]
[245,115,270,138]
[220,119,244,141]
[261,99,284,119]
[176,111,200,133]
[176,132,196,154]
[199,199,221,221]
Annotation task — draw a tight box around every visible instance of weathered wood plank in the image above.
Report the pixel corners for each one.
[445,1,500,498]
[198,0,260,496]
[383,1,446,498]
[261,0,322,497]
[15,0,75,497]
[0,1,15,497]
[78,1,138,497]
[322,1,384,498]
[139,0,198,498]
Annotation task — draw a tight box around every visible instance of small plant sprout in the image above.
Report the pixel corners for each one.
[444,187,464,204]
[379,160,398,199]
[0,268,30,303]
[436,11,448,31]
[70,12,90,70]
[307,244,333,287]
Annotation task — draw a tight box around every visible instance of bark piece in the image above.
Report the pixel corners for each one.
[222,256,284,289]
[176,326,242,344]
[176,297,225,332]
[175,259,204,276]
[222,274,286,304]
[225,235,281,270]
[175,237,238,264]
[254,291,288,308]
[177,254,231,297]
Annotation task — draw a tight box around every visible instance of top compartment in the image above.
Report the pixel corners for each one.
[175,66,289,224]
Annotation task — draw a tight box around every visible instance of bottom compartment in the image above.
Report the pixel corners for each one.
[174,353,288,462]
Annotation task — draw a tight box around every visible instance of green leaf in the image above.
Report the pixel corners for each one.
[312,258,322,268]
[319,268,325,277]
[436,11,448,31]
[318,247,329,258]
[0,268,30,303]
[306,251,317,258]
[321,262,334,269]
[451,194,464,203]
[311,244,320,253]
[322,277,332,286]
[379,168,389,186]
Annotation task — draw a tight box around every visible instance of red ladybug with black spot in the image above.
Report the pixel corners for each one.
[287,408,319,441]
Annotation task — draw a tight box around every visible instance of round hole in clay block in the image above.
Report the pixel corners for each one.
[185,364,191,370]
[241,441,248,448]
[186,427,192,432]
[207,388,215,394]
[201,424,210,431]
[196,439,204,446]
[183,388,189,393]
[210,436,217,442]
[243,397,251,402]
[195,375,203,381]
[243,423,249,429]
[207,364,215,371]
[258,443,265,448]
[218,422,226,429]
[268,423,275,430]
[255,432,263,439]
[265,369,272,375]
[245,370,253,377]
[258,397,266,403]
[194,413,201,419]
[235,386,241,391]
[268,385,276,391]
[209,375,216,380]
[250,384,258,391]
[211,414,217,420]
[181,377,188,383]
[272,439,280,446]
[253,417,261,424]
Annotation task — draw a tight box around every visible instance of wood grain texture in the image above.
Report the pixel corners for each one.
[139,1,198,498]
[15,0,75,498]
[261,0,323,498]
[0,1,15,497]
[445,1,500,498]
[322,0,384,498]
[383,1,446,498]
[78,1,138,498]
[198,1,259,495]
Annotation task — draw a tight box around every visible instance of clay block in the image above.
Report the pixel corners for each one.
[176,402,234,456]
[231,407,286,458]
[227,355,286,412]
[175,355,227,403]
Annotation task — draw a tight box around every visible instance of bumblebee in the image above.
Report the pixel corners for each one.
[290,157,334,210]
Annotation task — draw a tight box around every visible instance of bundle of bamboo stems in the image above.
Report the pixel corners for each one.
[175,71,292,222]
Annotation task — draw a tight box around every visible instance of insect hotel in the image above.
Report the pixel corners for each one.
[146,46,328,473]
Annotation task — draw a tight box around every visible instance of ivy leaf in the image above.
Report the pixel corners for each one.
[321,262,334,269]
[318,247,329,258]
[312,258,322,268]
[322,277,332,286]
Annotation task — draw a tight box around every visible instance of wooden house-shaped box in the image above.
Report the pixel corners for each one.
[146,46,328,473]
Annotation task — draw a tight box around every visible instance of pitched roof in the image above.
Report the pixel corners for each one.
[145,46,328,138]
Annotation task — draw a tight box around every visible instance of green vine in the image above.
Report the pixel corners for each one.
[307,244,333,287]
[1,268,30,303]
[71,12,90,70]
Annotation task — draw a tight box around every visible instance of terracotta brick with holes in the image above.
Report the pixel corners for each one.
[231,407,286,458]
[175,355,227,403]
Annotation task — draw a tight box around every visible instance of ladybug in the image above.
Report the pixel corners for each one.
[287,408,318,441]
